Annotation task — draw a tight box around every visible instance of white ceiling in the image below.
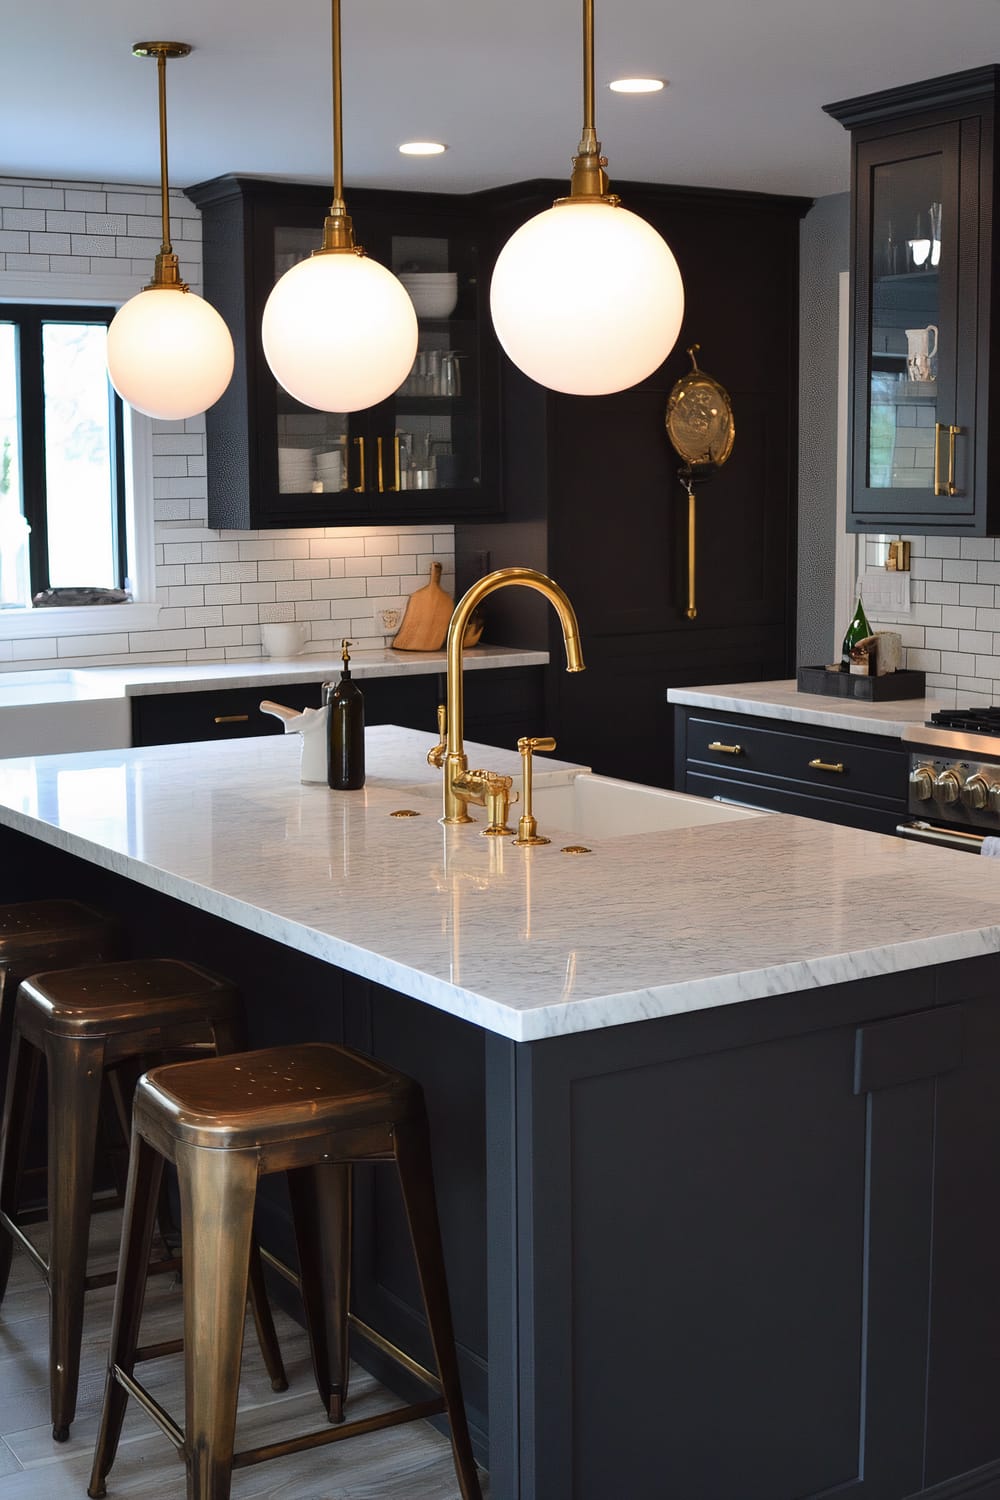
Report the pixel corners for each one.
[6,0,1000,202]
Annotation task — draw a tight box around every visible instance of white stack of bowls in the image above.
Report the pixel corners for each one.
[277,446,315,492]
[314,449,343,492]
[399,271,458,319]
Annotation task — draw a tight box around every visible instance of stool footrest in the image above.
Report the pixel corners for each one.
[109,1365,185,1451]
[135,1337,184,1363]
[85,1256,180,1293]
[350,1312,442,1394]
[231,1396,447,1471]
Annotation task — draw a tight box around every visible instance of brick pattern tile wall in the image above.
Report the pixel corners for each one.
[863,534,1000,705]
[0,176,455,669]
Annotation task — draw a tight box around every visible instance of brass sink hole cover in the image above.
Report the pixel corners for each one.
[389,809,421,818]
[560,844,593,854]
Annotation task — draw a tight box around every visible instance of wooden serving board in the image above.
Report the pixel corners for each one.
[392,561,454,651]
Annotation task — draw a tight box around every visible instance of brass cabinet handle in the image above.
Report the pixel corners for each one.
[707,741,743,755]
[394,433,402,492]
[214,714,249,725]
[934,423,962,497]
[353,435,366,492]
[376,435,385,493]
[809,758,844,773]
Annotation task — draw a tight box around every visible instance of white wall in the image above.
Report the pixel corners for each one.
[0,175,454,669]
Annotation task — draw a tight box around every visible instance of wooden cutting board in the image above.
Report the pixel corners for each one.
[392,561,454,651]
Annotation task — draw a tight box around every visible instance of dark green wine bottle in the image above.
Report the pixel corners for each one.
[840,595,872,670]
[326,639,365,790]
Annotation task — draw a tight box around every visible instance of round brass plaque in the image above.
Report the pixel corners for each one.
[560,844,593,855]
[389,809,421,818]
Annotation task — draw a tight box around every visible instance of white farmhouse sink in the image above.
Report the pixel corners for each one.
[530,773,767,839]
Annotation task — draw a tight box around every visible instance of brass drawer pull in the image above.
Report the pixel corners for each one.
[708,741,743,755]
[353,435,366,492]
[809,758,844,774]
[214,714,249,725]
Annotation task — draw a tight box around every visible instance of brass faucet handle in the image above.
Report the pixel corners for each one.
[427,703,448,768]
[482,770,518,838]
[513,735,555,846]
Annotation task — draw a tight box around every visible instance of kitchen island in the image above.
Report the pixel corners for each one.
[0,729,999,1499]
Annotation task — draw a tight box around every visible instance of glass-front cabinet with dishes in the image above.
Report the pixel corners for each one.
[187,176,500,530]
[826,67,1000,535]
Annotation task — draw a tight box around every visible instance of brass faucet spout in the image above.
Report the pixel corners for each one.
[440,567,585,825]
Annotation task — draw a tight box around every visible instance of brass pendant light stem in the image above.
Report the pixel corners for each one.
[132,42,191,291]
[156,50,173,257]
[318,0,360,256]
[558,0,615,205]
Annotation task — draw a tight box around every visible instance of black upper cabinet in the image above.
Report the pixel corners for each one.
[826,67,1000,534]
[186,175,501,530]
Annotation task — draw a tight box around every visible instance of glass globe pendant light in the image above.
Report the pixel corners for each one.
[490,0,684,396]
[261,0,418,413]
[106,43,234,422]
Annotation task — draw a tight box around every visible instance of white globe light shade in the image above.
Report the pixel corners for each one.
[490,200,685,396]
[107,287,235,421]
[262,253,419,413]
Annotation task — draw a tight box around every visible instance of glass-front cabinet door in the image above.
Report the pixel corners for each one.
[189,175,499,531]
[257,196,495,528]
[851,122,975,525]
[825,68,1000,535]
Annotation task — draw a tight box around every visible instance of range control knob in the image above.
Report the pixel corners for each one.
[934,768,963,804]
[989,783,1000,815]
[909,765,936,800]
[962,772,992,810]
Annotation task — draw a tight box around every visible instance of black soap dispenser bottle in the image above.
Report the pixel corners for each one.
[326,639,365,790]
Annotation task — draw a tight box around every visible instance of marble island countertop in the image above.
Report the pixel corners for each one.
[1,726,1000,1042]
[665,678,957,737]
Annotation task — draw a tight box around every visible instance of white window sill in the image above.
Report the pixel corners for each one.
[0,602,161,641]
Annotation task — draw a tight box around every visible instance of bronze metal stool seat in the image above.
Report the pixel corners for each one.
[88,1041,483,1500]
[0,958,287,1442]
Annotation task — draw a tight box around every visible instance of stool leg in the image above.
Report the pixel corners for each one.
[210,1015,287,1396]
[88,1130,163,1500]
[288,1161,351,1422]
[46,1034,107,1441]
[0,1030,41,1301]
[176,1140,258,1500]
[394,1112,483,1500]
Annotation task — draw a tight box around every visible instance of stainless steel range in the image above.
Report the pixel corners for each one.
[900,708,1000,850]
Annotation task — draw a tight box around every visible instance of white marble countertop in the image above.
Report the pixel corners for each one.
[1,726,999,1043]
[0,645,547,708]
[666,678,957,737]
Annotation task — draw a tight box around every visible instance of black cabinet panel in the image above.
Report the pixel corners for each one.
[458,180,809,783]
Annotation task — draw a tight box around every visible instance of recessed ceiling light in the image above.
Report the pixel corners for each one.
[608,77,666,94]
[399,141,448,156]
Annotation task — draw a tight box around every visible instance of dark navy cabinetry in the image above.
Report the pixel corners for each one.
[674,706,910,832]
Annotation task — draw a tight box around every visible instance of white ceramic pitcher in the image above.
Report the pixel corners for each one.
[260,700,328,783]
[905,324,938,381]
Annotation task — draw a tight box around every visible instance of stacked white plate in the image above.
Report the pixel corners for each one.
[315,449,343,492]
[277,447,315,491]
[399,271,458,319]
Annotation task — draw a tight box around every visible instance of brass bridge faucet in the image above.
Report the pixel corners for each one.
[428,567,585,826]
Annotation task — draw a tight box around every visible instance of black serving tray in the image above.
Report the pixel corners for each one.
[797,665,926,701]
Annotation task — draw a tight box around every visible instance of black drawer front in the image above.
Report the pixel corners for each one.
[131,674,448,748]
[685,714,906,803]
[686,772,905,835]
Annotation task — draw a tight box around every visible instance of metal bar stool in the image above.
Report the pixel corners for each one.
[0,899,120,1066]
[0,958,288,1441]
[88,1041,483,1500]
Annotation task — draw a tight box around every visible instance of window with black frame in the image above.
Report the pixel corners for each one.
[0,304,127,608]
